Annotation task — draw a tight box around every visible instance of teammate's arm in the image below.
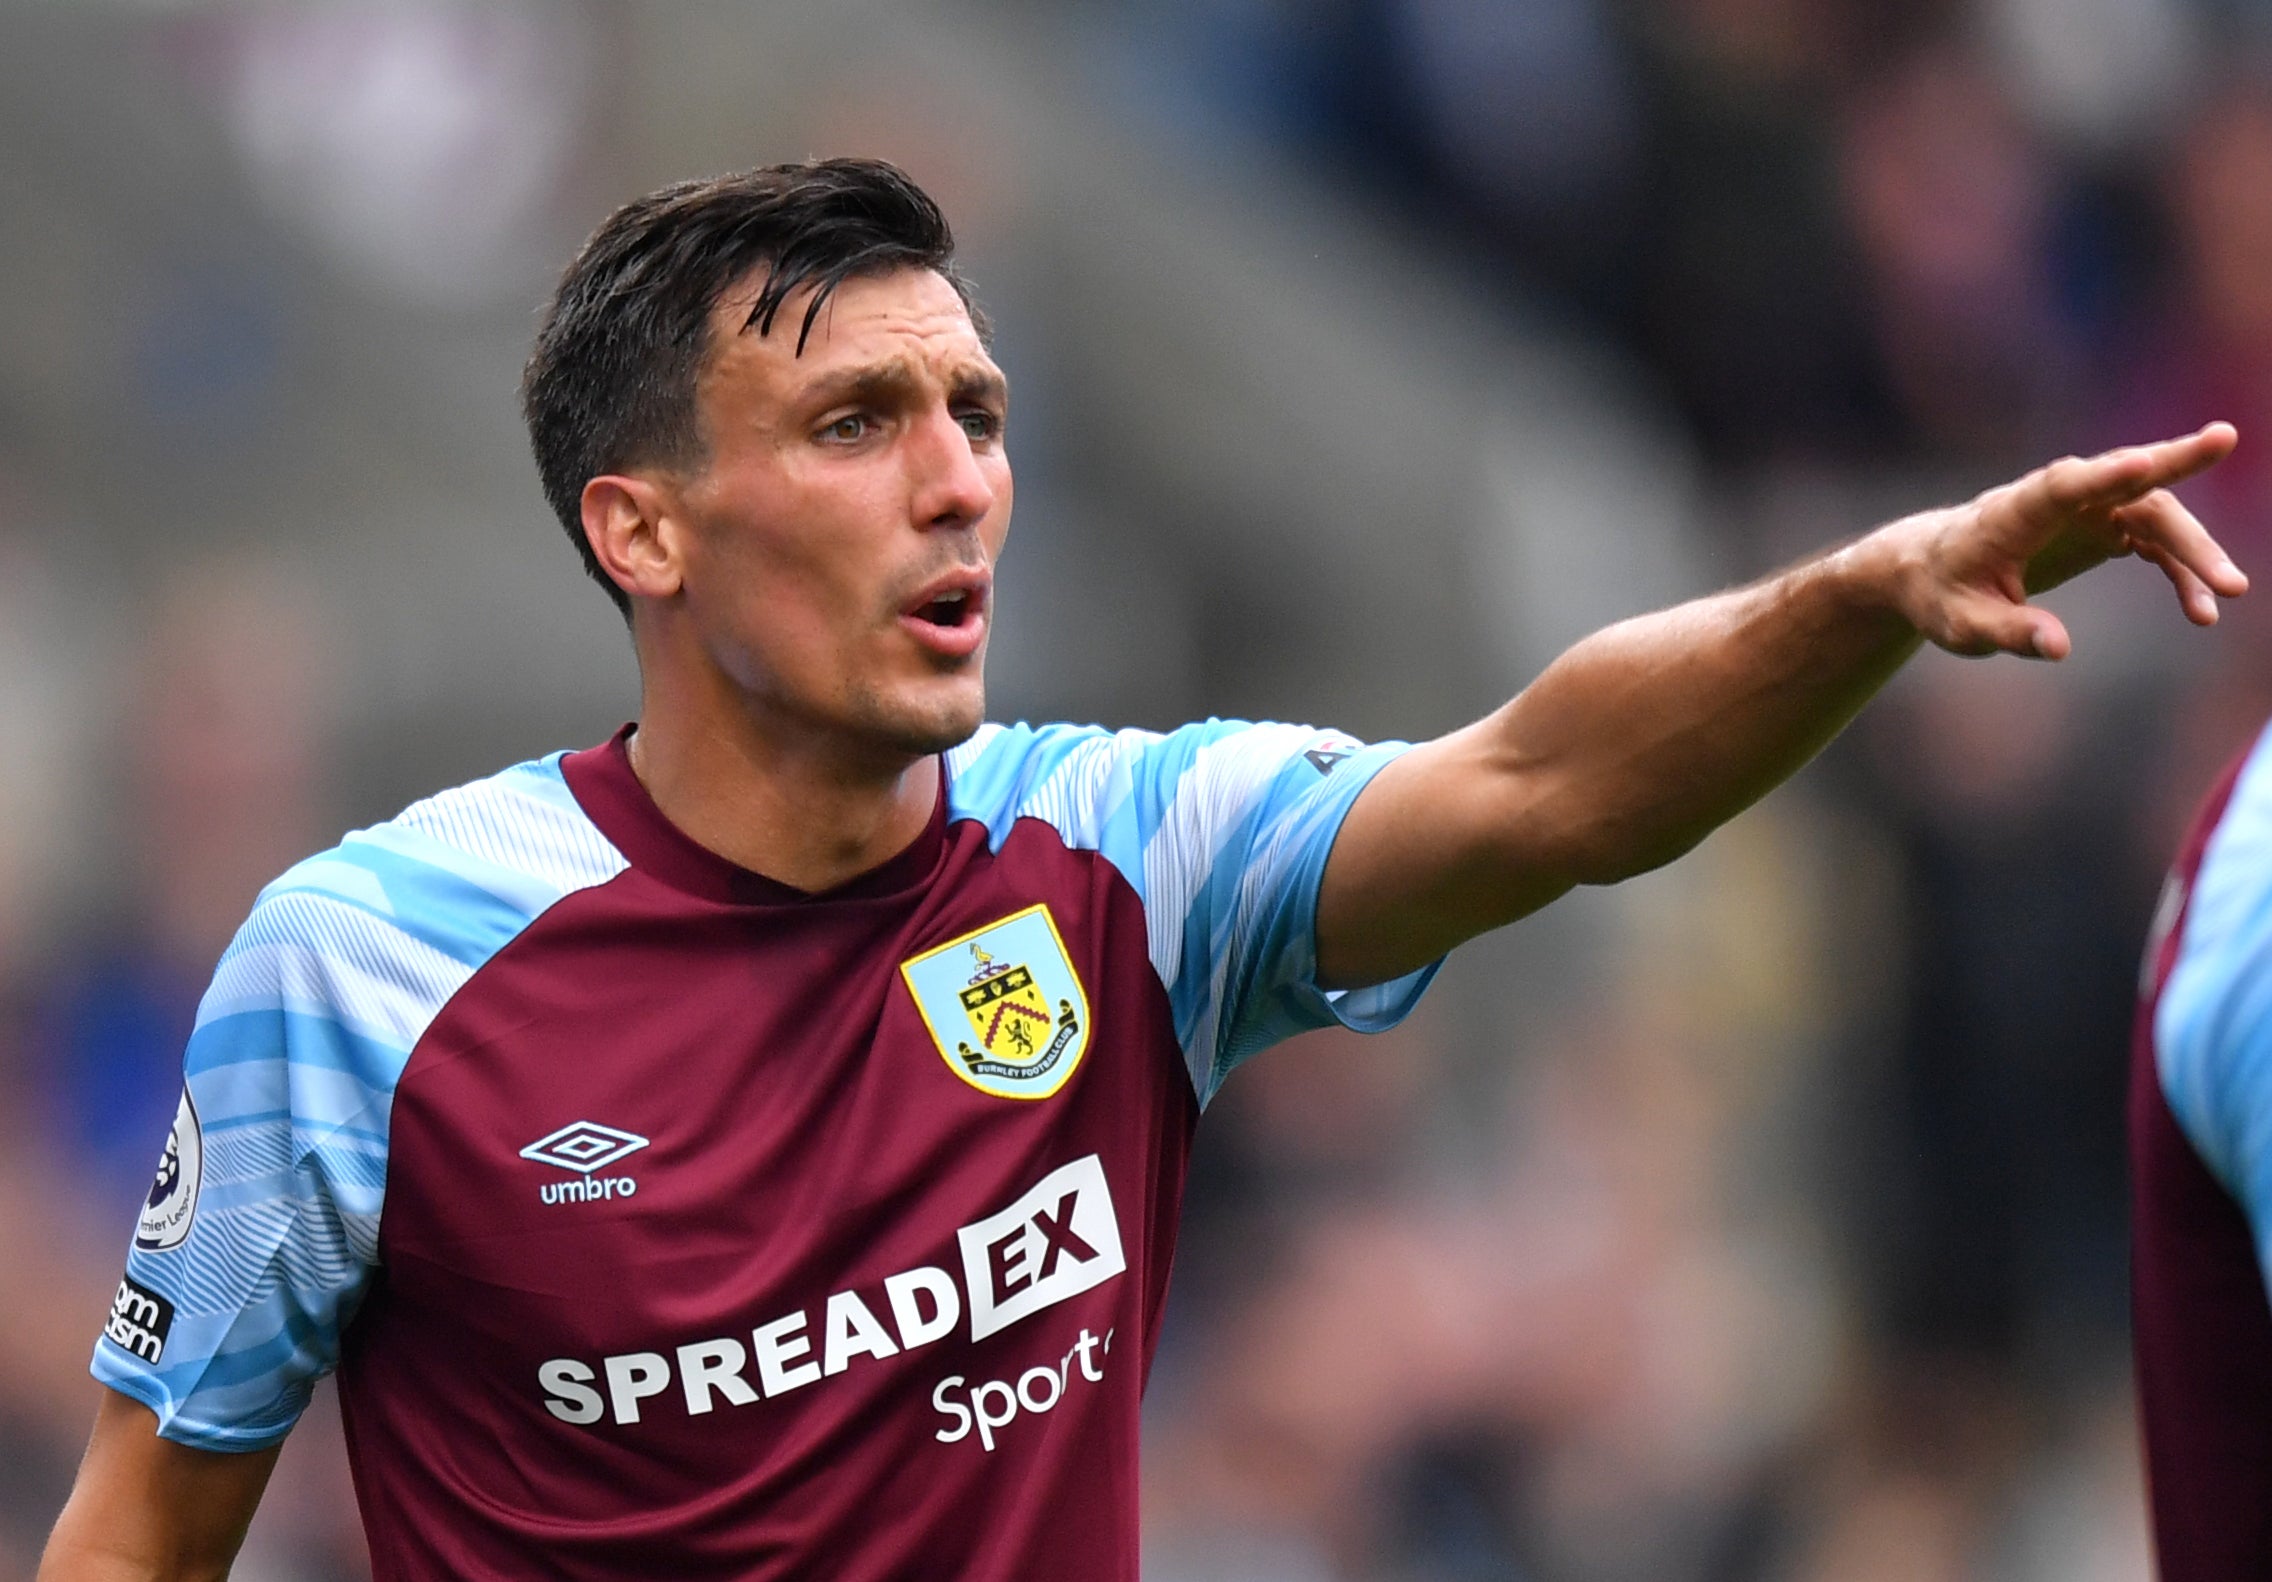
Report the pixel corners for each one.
[37,1391,278,1582]
[1318,424,2246,988]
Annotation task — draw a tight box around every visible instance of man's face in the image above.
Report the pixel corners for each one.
[662,266,1011,763]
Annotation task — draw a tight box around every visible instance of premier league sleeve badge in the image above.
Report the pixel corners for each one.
[134,1085,203,1252]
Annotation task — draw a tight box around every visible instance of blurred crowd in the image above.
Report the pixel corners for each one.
[6,0,2272,1578]
[1119,0,2272,1578]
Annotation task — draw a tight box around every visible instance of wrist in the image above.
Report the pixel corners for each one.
[1820,515,1932,633]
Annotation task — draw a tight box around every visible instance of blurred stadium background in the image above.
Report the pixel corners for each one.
[5,1,2272,1577]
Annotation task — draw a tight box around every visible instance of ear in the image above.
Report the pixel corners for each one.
[580,474,683,604]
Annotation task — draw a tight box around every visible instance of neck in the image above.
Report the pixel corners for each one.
[627,686,941,896]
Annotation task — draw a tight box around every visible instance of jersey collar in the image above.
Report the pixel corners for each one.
[560,725,948,906]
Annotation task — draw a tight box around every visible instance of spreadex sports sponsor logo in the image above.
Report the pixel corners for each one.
[537,1155,1125,1446]
[105,1275,176,1364]
[932,1325,1115,1453]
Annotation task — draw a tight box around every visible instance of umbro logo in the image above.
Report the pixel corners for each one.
[522,1120,648,1174]
[521,1121,648,1205]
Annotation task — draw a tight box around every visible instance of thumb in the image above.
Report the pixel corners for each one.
[1929,592,2070,660]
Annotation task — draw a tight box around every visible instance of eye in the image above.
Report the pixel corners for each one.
[820,413,873,444]
[957,410,1002,443]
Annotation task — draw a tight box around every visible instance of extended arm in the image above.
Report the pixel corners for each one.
[1318,424,2246,987]
[37,1391,278,1582]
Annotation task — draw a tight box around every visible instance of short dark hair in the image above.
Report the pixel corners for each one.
[521,158,986,616]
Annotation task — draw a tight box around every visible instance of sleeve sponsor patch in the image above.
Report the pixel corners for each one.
[104,1275,177,1365]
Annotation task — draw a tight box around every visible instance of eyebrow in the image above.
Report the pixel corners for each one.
[797,358,1008,414]
[951,367,1010,408]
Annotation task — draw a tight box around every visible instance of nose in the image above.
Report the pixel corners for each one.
[908,408,997,531]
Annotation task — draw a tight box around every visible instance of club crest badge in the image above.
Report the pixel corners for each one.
[135,1086,202,1252]
[902,904,1091,1100]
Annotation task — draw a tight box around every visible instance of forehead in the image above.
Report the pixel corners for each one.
[701,267,992,407]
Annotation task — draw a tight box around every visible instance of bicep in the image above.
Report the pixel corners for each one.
[1315,722,1569,989]
[38,1390,279,1582]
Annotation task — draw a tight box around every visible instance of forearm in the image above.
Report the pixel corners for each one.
[1319,426,2242,988]
[37,1394,276,1582]
[39,1495,233,1582]
[1319,541,1920,984]
[35,1525,221,1582]
[1483,536,1918,889]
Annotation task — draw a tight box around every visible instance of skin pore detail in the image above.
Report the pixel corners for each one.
[588,267,1014,893]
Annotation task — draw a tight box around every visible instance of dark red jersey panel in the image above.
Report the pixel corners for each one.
[336,742,1197,1580]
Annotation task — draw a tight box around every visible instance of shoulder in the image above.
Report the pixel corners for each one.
[942,721,1142,846]
[943,719,1364,851]
[258,754,623,940]
[2160,721,2272,1193]
[197,755,629,1080]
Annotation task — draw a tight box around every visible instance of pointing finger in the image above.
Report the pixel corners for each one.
[2134,421,2241,494]
[2034,423,2239,515]
[2035,450,2153,516]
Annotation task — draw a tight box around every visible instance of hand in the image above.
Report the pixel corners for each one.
[1863,423,2247,660]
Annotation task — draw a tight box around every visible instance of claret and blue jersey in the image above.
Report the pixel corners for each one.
[92,718,1437,1580]
[2134,716,2272,1581]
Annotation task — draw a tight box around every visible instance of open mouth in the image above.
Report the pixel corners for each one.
[899,576,990,656]
[910,588,979,629]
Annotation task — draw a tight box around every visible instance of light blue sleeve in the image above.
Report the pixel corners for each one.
[91,756,627,1448]
[91,872,439,1448]
[945,719,1441,1106]
[2158,731,2272,1301]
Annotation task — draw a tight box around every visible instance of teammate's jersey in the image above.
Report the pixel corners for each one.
[2134,717,2272,1581]
[91,720,1434,1580]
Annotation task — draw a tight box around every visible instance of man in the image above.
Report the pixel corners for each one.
[2133,723,2272,1580]
[39,158,2245,1580]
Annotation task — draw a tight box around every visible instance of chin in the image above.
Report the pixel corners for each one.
[854,679,987,760]
[885,715,983,759]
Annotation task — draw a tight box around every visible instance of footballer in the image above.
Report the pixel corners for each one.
[38,159,2247,1580]
[2134,718,2272,1580]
